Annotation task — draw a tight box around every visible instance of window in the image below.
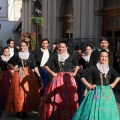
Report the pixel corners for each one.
[105,0,120,8]
[66,20,73,30]
[0,24,1,29]
[107,16,120,27]
[64,0,73,15]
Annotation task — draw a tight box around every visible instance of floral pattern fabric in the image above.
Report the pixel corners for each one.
[72,85,120,120]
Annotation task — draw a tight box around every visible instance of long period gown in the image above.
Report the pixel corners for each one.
[6,53,40,113]
[39,54,79,120]
[77,55,90,104]
[0,56,12,106]
[72,65,120,120]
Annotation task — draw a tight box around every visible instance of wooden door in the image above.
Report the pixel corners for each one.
[63,15,73,38]
[103,7,120,51]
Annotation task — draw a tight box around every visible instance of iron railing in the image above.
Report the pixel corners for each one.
[51,37,120,54]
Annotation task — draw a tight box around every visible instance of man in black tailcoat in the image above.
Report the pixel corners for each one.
[7,39,19,57]
[89,37,120,82]
[32,38,53,95]
[0,94,2,117]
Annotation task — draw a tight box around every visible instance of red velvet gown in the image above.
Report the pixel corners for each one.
[39,54,79,120]
[0,57,12,106]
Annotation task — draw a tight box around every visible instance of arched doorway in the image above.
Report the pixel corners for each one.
[103,0,120,51]
[60,0,73,38]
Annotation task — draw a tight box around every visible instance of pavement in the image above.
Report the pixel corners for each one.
[0,111,40,120]
[115,93,120,112]
[0,94,120,120]
[1,111,39,120]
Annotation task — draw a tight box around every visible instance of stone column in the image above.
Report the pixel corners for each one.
[73,0,81,38]
[51,0,57,40]
[21,0,25,34]
[42,0,48,38]
[94,0,104,38]
[43,0,57,41]
[56,0,61,39]
[94,10,103,38]
[47,0,52,39]
[80,0,88,37]
[28,0,32,32]
[88,0,94,37]
[24,0,28,32]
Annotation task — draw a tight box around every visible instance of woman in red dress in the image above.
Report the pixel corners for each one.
[0,47,12,108]
[6,41,42,118]
[39,41,79,120]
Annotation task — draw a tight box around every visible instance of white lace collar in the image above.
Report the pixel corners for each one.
[96,62,109,75]
[18,50,30,60]
[1,55,10,62]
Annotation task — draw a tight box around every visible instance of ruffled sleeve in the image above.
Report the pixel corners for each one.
[72,55,79,66]
[8,53,18,66]
[80,66,94,82]
[30,54,37,69]
[111,67,120,78]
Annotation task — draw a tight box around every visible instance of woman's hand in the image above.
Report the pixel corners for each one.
[79,65,83,70]
[110,77,120,89]
[8,64,19,71]
[81,78,96,90]
[71,72,76,77]
[14,65,19,71]
[52,72,57,77]
[14,68,19,72]
[87,84,96,90]
[38,76,44,88]
[110,83,115,89]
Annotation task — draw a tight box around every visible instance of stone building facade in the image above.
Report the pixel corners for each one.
[21,0,120,50]
[0,0,22,47]
[42,0,104,39]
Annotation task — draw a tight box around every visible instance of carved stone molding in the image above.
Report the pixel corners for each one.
[57,16,64,21]
[105,8,120,16]
[94,9,104,16]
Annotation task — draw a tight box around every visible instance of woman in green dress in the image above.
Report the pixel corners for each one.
[72,50,120,120]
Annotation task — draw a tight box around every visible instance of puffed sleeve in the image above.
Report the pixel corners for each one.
[0,57,2,62]
[72,55,79,66]
[8,53,18,66]
[32,49,37,60]
[80,66,94,81]
[30,54,37,69]
[111,67,120,78]
[0,57,2,70]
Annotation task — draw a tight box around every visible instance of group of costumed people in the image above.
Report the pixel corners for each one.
[0,37,119,120]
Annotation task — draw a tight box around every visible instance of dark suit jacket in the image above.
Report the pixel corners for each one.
[0,47,19,56]
[14,47,20,53]
[0,94,2,117]
[32,48,53,69]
